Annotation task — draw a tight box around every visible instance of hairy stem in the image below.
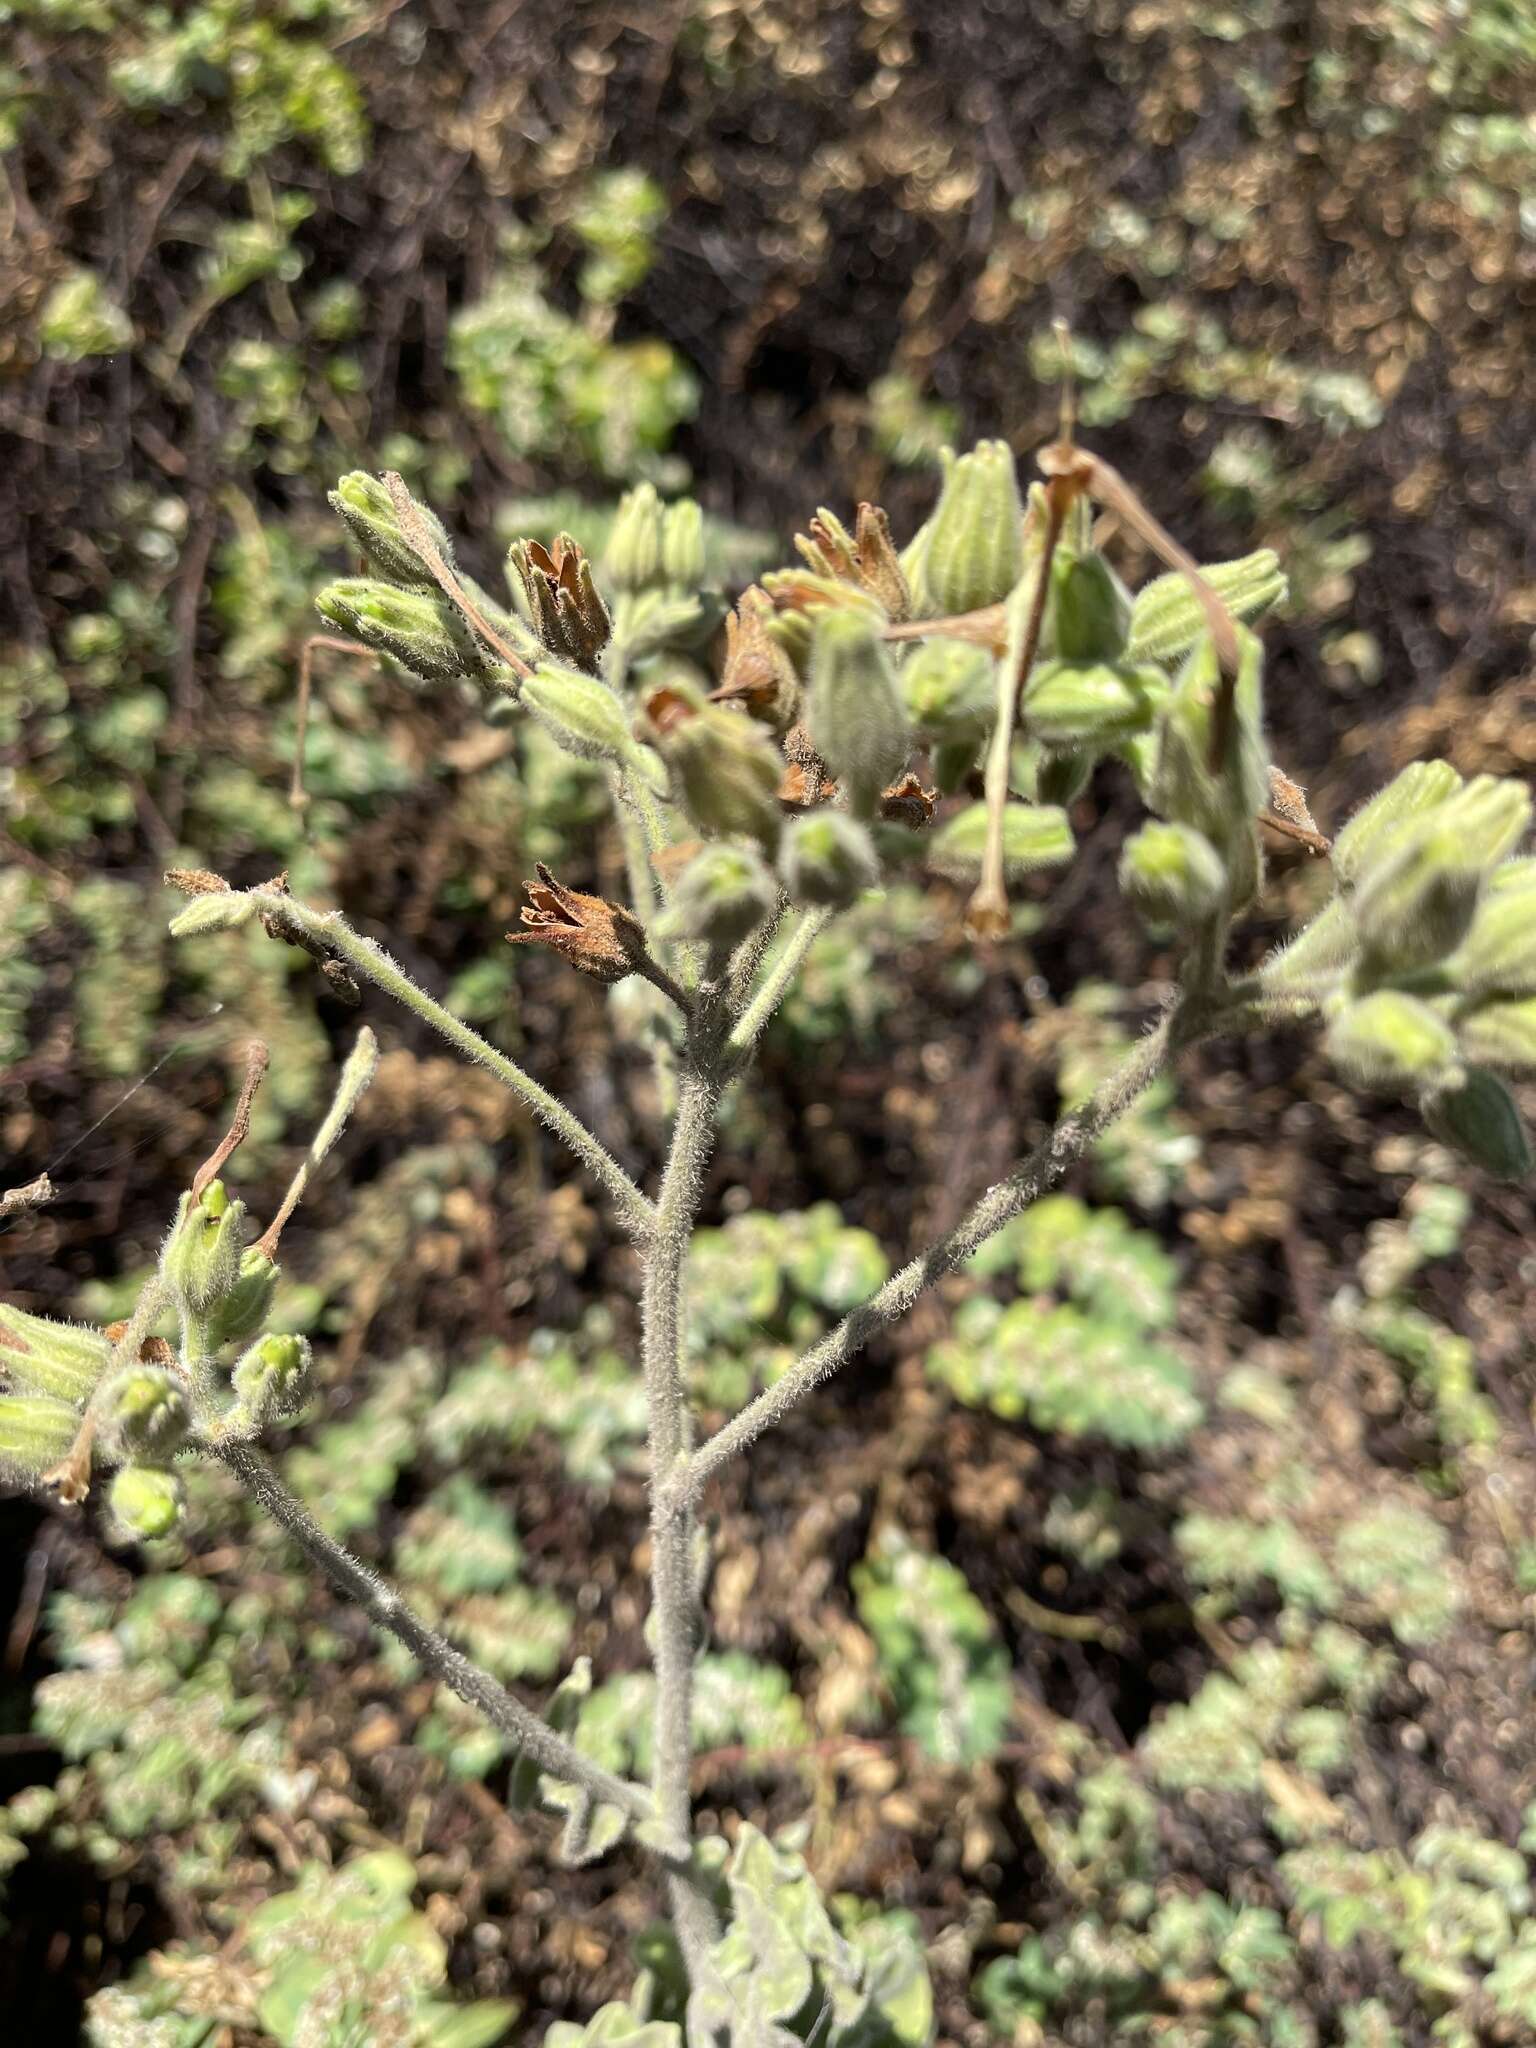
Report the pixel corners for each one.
[642,1063,723,1970]
[726,907,831,1061]
[218,1441,655,1827]
[253,893,655,1238]
[663,999,1204,1517]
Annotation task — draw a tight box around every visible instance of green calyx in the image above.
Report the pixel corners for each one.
[663,843,777,947]
[780,811,881,908]
[102,1366,192,1461]
[918,441,1025,617]
[0,1304,112,1405]
[1119,821,1227,930]
[109,1465,186,1541]
[806,611,911,818]
[329,471,453,591]
[161,1181,247,1317]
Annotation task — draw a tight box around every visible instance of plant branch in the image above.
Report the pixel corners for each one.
[641,1062,724,1970]
[725,908,830,1062]
[664,998,1205,1517]
[217,1440,656,1829]
[252,892,656,1239]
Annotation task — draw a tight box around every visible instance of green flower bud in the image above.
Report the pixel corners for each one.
[641,682,784,849]
[102,1366,191,1460]
[1456,995,1536,1077]
[1260,896,1359,995]
[1325,991,1460,1091]
[931,734,982,796]
[523,664,634,766]
[1035,750,1094,808]
[1331,761,1463,887]
[663,843,777,947]
[1024,659,1162,748]
[900,639,996,745]
[0,1305,111,1405]
[201,1247,280,1354]
[329,472,453,590]
[609,588,705,663]
[109,1465,185,1541]
[1422,1068,1533,1181]
[1447,867,1536,998]
[1119,822,1227,928]
[160,1181,246,1317]
[1353,824,1484,976]
[660,499,705,589]
[921,441,1025,615]
[1150,626,1269,846]
[1049,551,1133,663]
[0,1394,80,1481]
[1127,550,1287,666]
[167,893,256,940]
[603,483,662,593]
[231,1333,312,1427]
[780,811,881,907]
[929,801,1075,880]
[315,578,483,686]
[806,611,911,817]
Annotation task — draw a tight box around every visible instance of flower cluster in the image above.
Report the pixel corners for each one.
[1266,763,1536,1176]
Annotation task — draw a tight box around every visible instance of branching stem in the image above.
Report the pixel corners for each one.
[218,1441,658,1829]
[641,1062,724,1968]
[253,892,656,1238]
[662,997,1206,1519]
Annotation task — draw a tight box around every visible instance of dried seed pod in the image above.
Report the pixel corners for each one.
[508,865,652,985]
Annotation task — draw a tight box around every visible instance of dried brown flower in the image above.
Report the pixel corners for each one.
[508,864,650,985]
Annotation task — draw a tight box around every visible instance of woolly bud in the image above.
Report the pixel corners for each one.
[1421,1068,1533,1182]
[231,1333,312,1426]
[1024,659,1162,749]
[664,844,777,947]
[780,811,881,907]
[315,579,482,685]
[921,442,1025,616]
[0,1395,80,1481]
[931,735,983,796]
[523,664,634,766]
[160,1180,246,1317]
[660,500,705,589]
[201,1248,280,1354]
[1331,761,1463,887]
[1036,751,1094,807]
[1119,821,1227,929]
[168,893,256,940]
[1049,551,1133,663]
[101,1367,191,1461]
[329,472,453,590]
[0,1305,111,1405]
[901,639,995,746]
[806,612,911,818]
[1127,550,1287,666]
[1456,996,1536,1077]
[1353,827,1483,976]
[929,801,1075,880]
[1150,627,1269,845]
[1447,867,1536,999]
[642,681,784,849]
[1325,991,1460,1091]
[603,483,663,593]
[109,1465,185,1541]
[1260,897,1359,996]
